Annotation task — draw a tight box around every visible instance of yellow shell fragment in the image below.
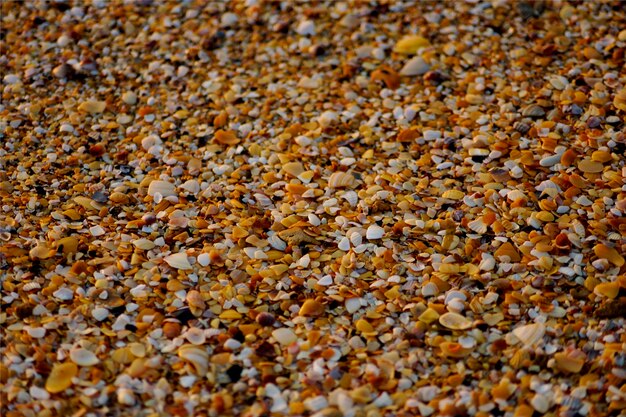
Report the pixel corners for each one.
[45,362,78,393]
[178,344,209,375]
[594,243,625,267]
[78,100,106,114]
[439,312,472,330]
[554,350,586,373]
[298,299,324,317]
[512,323,545,347]
[393,35,430,54]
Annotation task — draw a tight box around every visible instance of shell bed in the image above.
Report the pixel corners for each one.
[1,1,625,417]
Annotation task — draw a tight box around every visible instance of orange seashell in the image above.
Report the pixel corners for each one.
[554,233,571,250]
[213,130,240,145]
[560,149,577,167]
[594,243,625,267]
[371,66,400,90]
[397,128,419,142]
[439,342,471,358]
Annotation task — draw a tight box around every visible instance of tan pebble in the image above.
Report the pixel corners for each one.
[178,344,209,375]
[439,312,472,330]
[78,100,106,114]
[298,299,324,316]
[578,159,603,173]
[45,362,78,393]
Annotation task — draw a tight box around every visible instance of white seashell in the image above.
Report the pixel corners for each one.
[267,234,287,251]
[197,253,209,267]
[345,298,362,314]
[296,20,315,36]
[26,327,46,338]
[318,110,338,128]
[342,191,358,206]
[439,312,472,330]
[338,237,351,251]
[180,180,200,194]
[328,172,356,188]
[70,348,100,367]
[148,180,176,197]
[117,388,136,406]
[272,328,297,345]
[23,282,41,291]
[468,218,487,234]
[178,344,209,375]
[133,238,155,250]
[164,252,192,270]
[366,224,384,240]
[400,56,430,76]
[185,328,206,345]
[512,322,545,347]
[92,307,109,321]
[349,231,362,247]
[421,282,439,297]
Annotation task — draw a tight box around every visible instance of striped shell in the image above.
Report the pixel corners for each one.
[328,172,356,188]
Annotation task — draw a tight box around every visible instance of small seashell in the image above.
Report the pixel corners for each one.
[45,362,78,393]
[345,298,362,314]
[468,218,487,234]
[512,322,545,347]
[164,252,192,270]
[439,342,471,358]
[78,100,106,114]
[442,190,464,200]
[180,179,200,194]
[318,110,338,128]
[213,129,240,145]
[522,104,545,118]
[298,299,324,317]
[186,290,205,312]
[366,224,384,240]
[29,242,54,260]
[178,344,209,375]
[593,282,619,299]
[328,172,356,188]
[23,282,41,291]
[439,312,472,330]
[267,234,287,251]
[163,320,182,338]
[400,56,430,76]
[92,307,109,321]
[393,35,430,54]
[613,88,626,112]
[133,238,155,250]
[554,349,586,373]
[593,243,624,267]
[197,253,210,267]
[494,242,521,262]
[185,327,206,345]
[272,328,297,345]
[577,159,603,173]
[283,162,305,177]
[148,180,176,197]
[122,91,137,105]
[70,348,99,367]
[342,191,358,206]
[338,237,350,251]
[117,388,136,406]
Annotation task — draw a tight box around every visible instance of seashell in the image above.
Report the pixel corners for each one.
[509,349,530,369]
[577,158,603,173]
[29,242,54,260]
[186,290,205,312]
[442,190,464,200]
[512,322,545,347]
[148,180,176,197]
[521,104,545,118]
[548,75,568,90]
[133,238,155,250]
[400,56,430,76]
[418,307,440,324]
[92,307,109,321]
[184,327,206,345]
[328,172,356,188]
[23,282,41,291]
[163,320,182,338]
[494,242,521,262]
[594,243,624,267]
[439,312,472,330]
[180,179,200,194]
[393,35,430,54]
[341,191,358,206]
[78,100,106,114]
[283,162,305,177]
[117,388,136,406]
[178,344,209,375]
[272,328,297,345]
[554,349,586,373]
[164,252,192,270]
[439,342,471,358]
[467,218,487,234]
[45,362,78,393]
[298,299,324,317]
[371,66,400,89]
[593,282,619,299]
[255,312,276,326]
[613,88,626,112]
[397,128,419,142]
[338,237,350,251]
[196,253,210,267]
[69,348,99,367]
[213,129,240,145]
[55,236,79,255]
[267,234,287,251]
[366,224,384,240]
[318,110,338,128]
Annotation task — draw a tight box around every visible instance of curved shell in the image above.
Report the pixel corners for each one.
[328,172,356,188]
[512,322,545,347]
[439,312,472,330]
[178,344,209,375]
[69,348,100,367]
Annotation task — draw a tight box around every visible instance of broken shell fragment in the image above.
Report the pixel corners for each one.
[328,172,356,188]
[178,345,209,375]
[164,252,192,270]
[393,35,430,54]
[45,362,78,393]
[439,312,472,330]
[69,348,100,367]
[512,323,545,347]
